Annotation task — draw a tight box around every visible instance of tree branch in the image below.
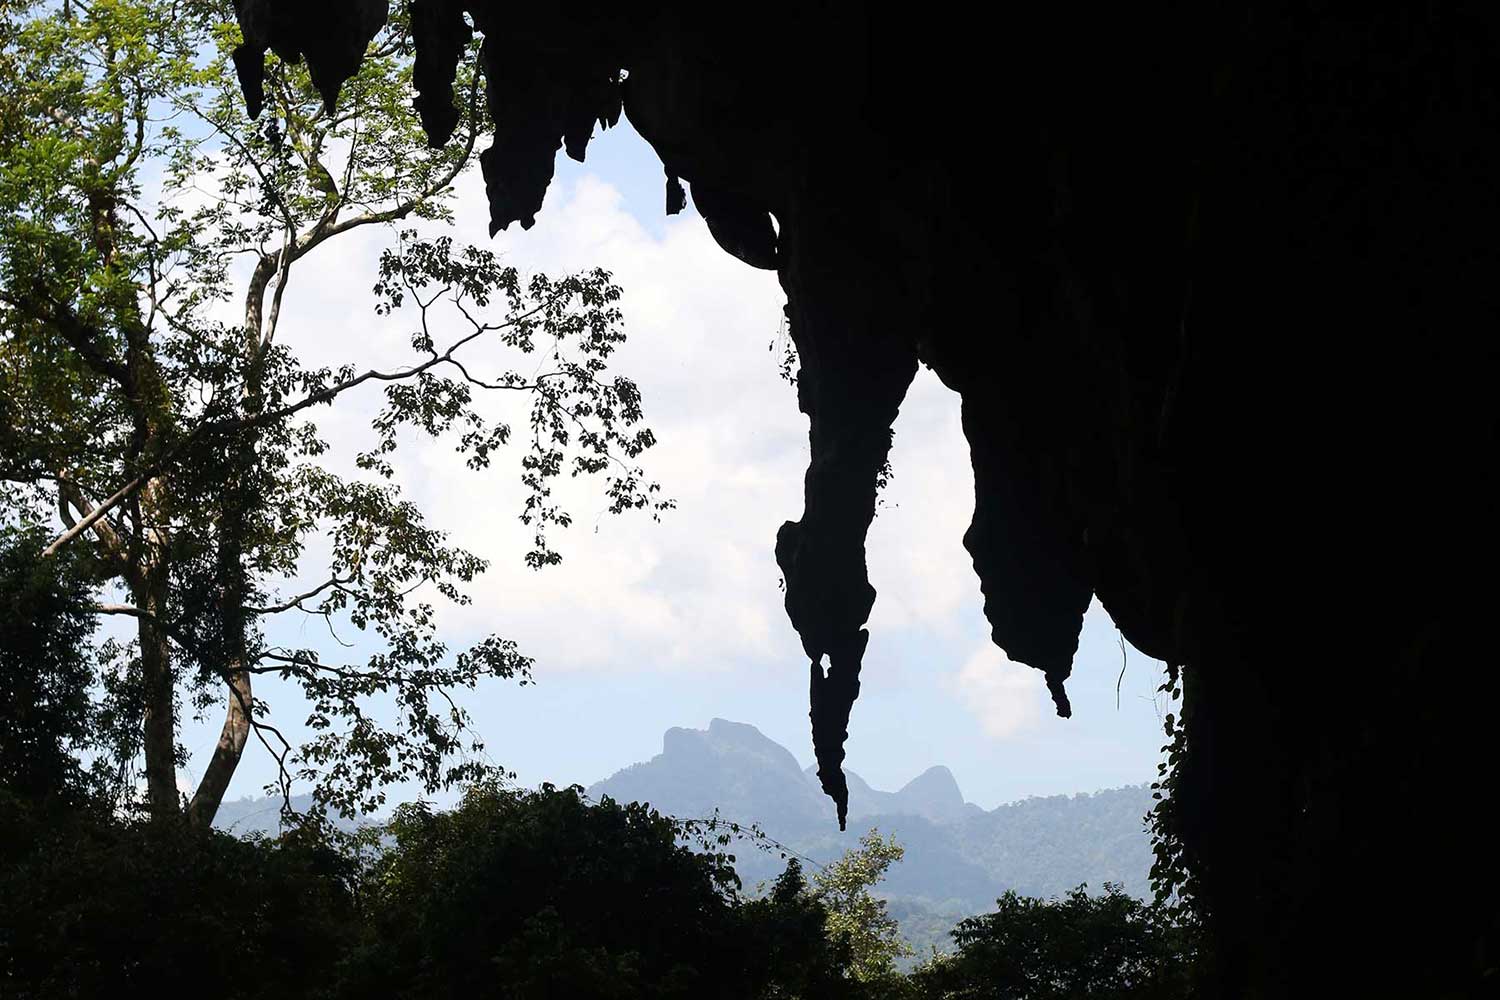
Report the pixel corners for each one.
[246,575,348,615]
[43,469,151,557]
[58,474,137,583]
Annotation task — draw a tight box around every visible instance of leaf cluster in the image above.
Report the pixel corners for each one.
[912,884,1198,1000]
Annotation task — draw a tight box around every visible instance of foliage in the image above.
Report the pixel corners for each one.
[0,759,1204,1000]
[1145,666,1204,925]
[0,779,867,1000]
[0,524,114,804]
[884,897,970,965]
[739,859,863,1000]
[340,781,857,1000]
[0,793,358,1000]
[911,884,1197,1000]
[0,0,667,823]
[812,829,914,986]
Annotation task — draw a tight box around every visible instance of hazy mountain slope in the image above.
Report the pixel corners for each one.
[954,785,1156,900]
[588,720,1155,906]
[213,794,368,837]
[592,719,830,835]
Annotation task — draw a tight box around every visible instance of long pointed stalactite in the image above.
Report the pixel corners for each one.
[773,211,917,827]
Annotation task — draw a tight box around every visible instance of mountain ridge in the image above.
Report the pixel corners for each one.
[586,719,1156,910]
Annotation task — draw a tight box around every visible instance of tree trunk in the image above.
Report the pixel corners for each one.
[137,527,178,820]
[184,263,276,827]
[187,479,254,830]
[187,665,250,828]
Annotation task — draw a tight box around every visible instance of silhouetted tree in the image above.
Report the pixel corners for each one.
[0,526,108,804]
[340,782,858,1000]
[0,799,357,1000]
[911,884,1197,1000]
[739,859,863,1000]
[0,0,666,825]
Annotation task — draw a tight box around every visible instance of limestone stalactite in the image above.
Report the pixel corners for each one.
[233,0,387,117]
[774,210,917,827]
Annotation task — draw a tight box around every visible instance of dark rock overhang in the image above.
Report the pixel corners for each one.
[228,6,1500,991]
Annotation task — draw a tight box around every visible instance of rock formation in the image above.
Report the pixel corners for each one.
[231,2,1500,994]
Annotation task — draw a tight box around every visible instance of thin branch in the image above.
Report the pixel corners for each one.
[291,50,482,255]
[249,713,296,820]
[221,290,561,431]
[252,650,440,687]
[192,108,297,233]
[254,44,483,358]
[1116,633,1128,710]
[246,575,349,615]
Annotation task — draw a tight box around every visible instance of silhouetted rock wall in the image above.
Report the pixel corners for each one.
[231,3,1500,995]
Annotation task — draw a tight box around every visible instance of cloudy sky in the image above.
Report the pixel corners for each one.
[179,119,1171,816]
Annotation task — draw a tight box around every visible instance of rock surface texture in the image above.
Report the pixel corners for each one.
[233,2,1499,995]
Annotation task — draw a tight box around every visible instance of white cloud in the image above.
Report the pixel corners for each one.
[254,165,985,682]
[865,371,978,638]
[946,642,1051,740]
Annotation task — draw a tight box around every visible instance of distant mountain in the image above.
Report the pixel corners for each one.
[594,719,830,834]
[213,794,368,838]
[588,719,1156,956]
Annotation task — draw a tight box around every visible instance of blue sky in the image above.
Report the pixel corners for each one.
[177,118,1171,815]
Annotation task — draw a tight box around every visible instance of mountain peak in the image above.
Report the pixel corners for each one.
[592,720,827,832]
[894,765,968,823]
[901,764,960,797]
[659,719,805,776]
[707,717,774,745]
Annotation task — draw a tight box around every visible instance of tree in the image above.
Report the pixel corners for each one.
[344,782,845,1000]
[812,829,915,986]
[0,524,109,804]
[740,859,862,1000]
[0,797,359,1000]
[0,0,667,824]
[0,774,866,999]
[911,884,1198,1000]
